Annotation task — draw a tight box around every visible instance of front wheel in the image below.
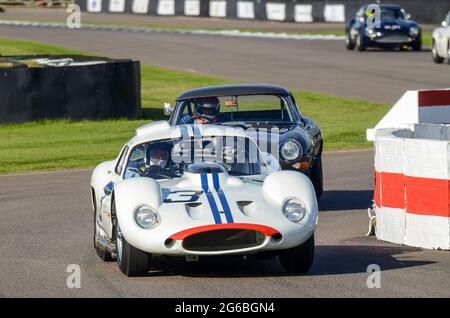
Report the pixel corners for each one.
[310,154,323,199]
[432,40,444,64]
[113,202,150,277]
[356,33,367,51]
[279,234,315,274]
[345,31,355,50]
[411,36,422,51]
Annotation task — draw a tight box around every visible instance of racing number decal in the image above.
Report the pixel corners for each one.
[164,190,202,203]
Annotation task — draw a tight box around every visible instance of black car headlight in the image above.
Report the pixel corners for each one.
[365,27,376,37]
[280,140,302,161]
[409,27,419,37]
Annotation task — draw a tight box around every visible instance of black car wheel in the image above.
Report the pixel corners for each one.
[432,40,445,64]
[345,30,355,50]
[411,35,422,51]
[279,234,315,274]
[113,203,151,277]
[356,33,366,51]
[310,154,323,200]
[115,223,151,277]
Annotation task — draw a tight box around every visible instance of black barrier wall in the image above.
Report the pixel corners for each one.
[76,0,450,24]
[0,55,141,124]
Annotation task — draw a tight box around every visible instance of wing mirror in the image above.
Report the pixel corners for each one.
[103,182,114,196]
[442,21,448,28]
[405,13,411,20]
[163,103,173,116]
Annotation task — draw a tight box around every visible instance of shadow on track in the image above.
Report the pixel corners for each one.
[357,48,431,53]
[319,190,373,211]
[143,244,431,278]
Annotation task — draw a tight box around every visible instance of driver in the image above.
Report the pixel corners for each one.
[147,148,169,171]
[180,97,221,124]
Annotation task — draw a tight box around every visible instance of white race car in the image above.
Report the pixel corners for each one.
[432,11,450,63]
[91,121,318,276]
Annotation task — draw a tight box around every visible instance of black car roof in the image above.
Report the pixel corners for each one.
[176,84,291,101]
[363,4,401,9]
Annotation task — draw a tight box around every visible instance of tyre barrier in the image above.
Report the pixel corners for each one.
[0,55,141,124]
[75,0,448,24]
[373,124,450,250]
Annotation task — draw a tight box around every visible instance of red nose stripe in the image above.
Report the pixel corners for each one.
[169,223,280,240]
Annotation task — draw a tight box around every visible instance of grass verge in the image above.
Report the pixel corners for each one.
[0,38,389,174]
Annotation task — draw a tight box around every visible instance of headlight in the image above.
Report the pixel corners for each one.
[280,140,302,161]
[365,27,376,37]
[133,205,160,229]
[409,27,419,36]
[282,197,307,223]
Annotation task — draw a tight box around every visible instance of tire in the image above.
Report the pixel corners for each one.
[356,33,366,51]
[411,36,422,51]
[279,234,315,274]
[93,190,113,262]
[432,40,445,64]
[114,203,150,277]
[345,30,355,50]
[310,154,323,200]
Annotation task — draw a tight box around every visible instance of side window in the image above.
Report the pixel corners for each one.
[175,101,193,124]
[115,146,129,176]
[446,13,450,25]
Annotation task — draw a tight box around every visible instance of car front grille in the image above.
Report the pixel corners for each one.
[375,35,411,43]
[182,229,266,252]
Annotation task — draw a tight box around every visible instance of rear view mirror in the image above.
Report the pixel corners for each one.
[163,103,173,116]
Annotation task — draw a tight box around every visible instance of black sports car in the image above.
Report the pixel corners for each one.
[345,4,422,51]
[164,84,324,198]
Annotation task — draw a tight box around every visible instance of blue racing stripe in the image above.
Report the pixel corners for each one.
[201,173,222,224]
[179,125,190,140]
[212,173,234,223]
[192,124,201,139]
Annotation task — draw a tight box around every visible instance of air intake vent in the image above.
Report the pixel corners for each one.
[182,229,265,251]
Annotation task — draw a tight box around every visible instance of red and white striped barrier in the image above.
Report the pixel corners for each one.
[374,124,450,250]
[367,89,450,141]
[370,89,450,250]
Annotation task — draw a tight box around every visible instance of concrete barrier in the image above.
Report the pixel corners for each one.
[367,89,450,141]
[374,124,450,250]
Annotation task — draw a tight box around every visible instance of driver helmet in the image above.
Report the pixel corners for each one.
[194,97,220,123]
[148,148,169,169]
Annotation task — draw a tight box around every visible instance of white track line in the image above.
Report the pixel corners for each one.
[0,20,345,41]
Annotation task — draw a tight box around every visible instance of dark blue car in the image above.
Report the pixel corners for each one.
[345,4,422,51]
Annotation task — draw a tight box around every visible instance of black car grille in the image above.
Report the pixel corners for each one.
[376,34,411,43]
[182,229,266,252]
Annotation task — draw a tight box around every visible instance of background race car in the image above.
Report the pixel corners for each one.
[432,11,450,63]
[345,4,422,51]
[165,84,324,198]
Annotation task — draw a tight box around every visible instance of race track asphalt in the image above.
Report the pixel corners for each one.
[1,150,449,297]
[0,22,447,103]
[0,16,449,298]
